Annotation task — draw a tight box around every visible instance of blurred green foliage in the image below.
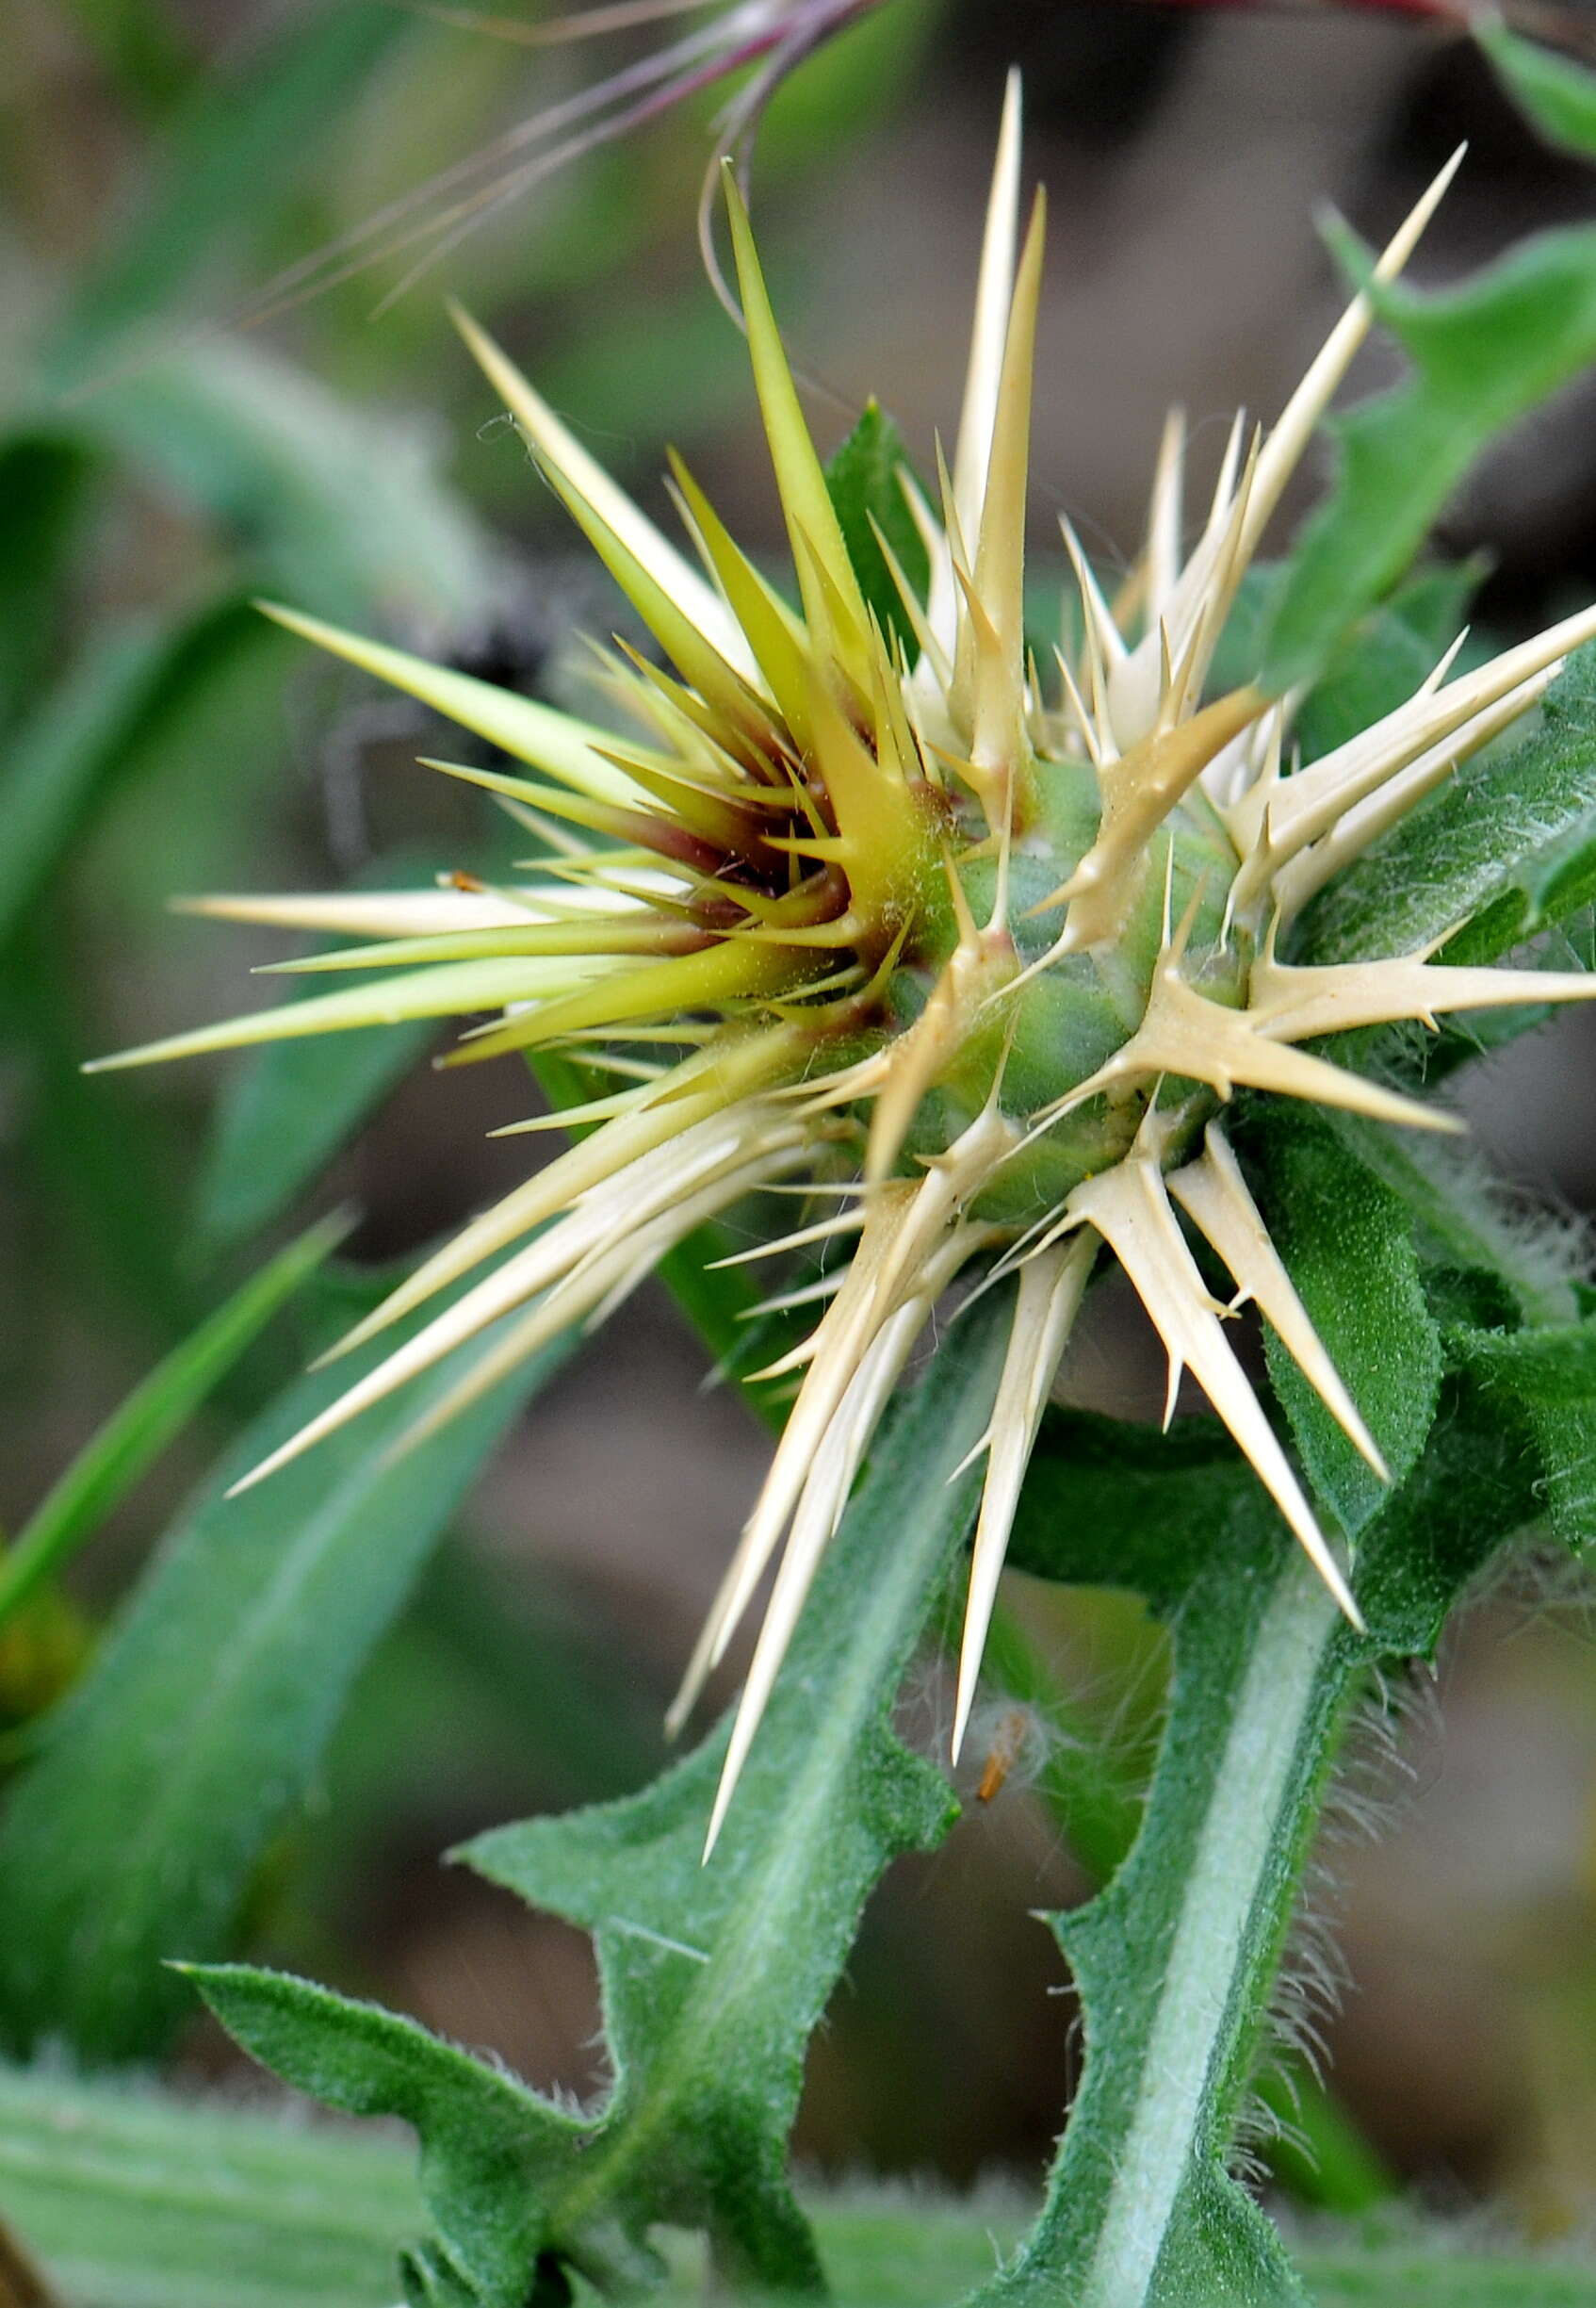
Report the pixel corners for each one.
[0,0,922,2057]
[0,0,940,2279]
[6,2059,1589,2308]
[8,5,1596,2303]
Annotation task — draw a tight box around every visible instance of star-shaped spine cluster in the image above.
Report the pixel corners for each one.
[94,81,1596,1851]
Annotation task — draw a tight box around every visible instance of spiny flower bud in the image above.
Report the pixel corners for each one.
[92,80,1596,1854]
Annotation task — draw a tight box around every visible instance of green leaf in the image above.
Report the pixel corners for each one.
[1297,641,1596,971]
[0,2059,418,2308]
[0,433,95,734]
[1263,224,1596,690]
[1306,1113,1580,1331]
[0,1268,575,2067]
[824,401,930,660]
[1248,1108,1443,1540]
[1291,562,1486,765]
[1451,1314,1596,1552]
[197,1307,1009,2300]
[1478,23,1596,161]
[0,621,166,947]
[460,1311,1004,2290]
[2,918,198,1340]
[4,2059,1592,2308]
[1003,1413,1239,1608]
[0,1214,345,1633]
[186,1971,592,2308]
[0,597,284,953]
[196,1019,430,1248]
[66,341,492,625]
[1344,1376,1538,1657]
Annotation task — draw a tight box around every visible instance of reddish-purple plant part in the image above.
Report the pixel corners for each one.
[225,0,880,331]
[226,0,1591,335]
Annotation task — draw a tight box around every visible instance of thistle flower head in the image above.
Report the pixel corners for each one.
[94,83,1596,1853]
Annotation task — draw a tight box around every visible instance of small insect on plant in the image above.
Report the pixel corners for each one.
[976,1708,1034,1804]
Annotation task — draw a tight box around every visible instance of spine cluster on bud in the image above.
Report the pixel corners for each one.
[91,81,1596,1850]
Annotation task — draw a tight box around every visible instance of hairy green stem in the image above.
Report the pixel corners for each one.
[1082,1559,1339,2307]
[981,1595,1391,2217]
[971,1536,1358,2308]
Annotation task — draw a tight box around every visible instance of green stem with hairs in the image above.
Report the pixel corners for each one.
[970,1533,1362,2308]
[980,1601,1392,2215]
